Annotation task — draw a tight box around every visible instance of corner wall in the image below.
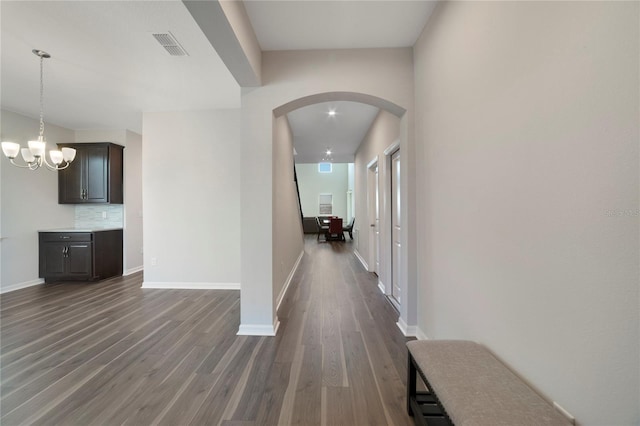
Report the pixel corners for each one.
[414,2,639,424]
[142,109,241,288]
[272,115,304,323]
[74,129,143,275]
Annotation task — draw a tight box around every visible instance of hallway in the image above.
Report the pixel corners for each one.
[1,236,413,425]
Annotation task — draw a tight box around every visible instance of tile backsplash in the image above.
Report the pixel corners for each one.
[75,205,124,228]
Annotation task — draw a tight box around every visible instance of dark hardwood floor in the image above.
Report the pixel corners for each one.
[1,236,413,425]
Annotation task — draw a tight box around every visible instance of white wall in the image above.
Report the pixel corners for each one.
[354,110,400,294]
[74,129,143,275]
[272,115,304,322]
[241,48,415,333]
[296,163,349,219]
[142,109,240,288]
[414,2,639,425]
[0,110,75,292]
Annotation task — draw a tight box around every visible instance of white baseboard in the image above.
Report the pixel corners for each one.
[276,250,304,313]
[237,319,279,336]
[416,327,429,340]
[353,249,368,270]
[396,317,427,338]
[0,278,45,294]
[377,280,386,294]
[124,266,143,276]
[141,281,240,290]
[396,317,414,337]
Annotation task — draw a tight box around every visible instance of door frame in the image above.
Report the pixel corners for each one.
[383,140,401,307]
[384,141,401,310]
[367,157,380,276]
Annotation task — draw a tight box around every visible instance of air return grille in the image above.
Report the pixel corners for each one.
[151,32,188,56]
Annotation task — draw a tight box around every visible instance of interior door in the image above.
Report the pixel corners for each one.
[391,150,401,304]
[374,165,380,275]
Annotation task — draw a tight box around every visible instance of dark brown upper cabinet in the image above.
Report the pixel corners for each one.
[58,142,124,204]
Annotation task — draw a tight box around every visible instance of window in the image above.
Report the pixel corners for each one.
[318,162,332,173]
[319,193,333,215]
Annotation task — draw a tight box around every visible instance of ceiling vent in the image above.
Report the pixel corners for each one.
[151,32,189,57]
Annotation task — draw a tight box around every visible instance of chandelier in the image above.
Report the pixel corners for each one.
[1,50,76,171]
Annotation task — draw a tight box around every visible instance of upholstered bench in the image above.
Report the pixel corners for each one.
[406,340,573,426]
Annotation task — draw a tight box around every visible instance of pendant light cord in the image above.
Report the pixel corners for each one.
[39,54,45,139]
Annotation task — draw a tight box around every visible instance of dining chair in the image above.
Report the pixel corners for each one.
[343,217,355,240]
[316,216,329,241]
[327,217,344,241]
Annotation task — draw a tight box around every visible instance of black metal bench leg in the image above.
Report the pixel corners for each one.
[408,352,416,416]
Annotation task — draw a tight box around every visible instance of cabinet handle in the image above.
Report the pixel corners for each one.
[60,236,71,239]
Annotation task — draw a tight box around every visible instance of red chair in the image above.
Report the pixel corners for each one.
[327,218,344,241]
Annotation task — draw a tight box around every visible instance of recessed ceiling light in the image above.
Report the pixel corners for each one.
[327,109,336,117]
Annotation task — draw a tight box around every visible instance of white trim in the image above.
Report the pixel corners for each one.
[353,249,369,270]
[141,281,240,290]
[416,327,430,341]
[276,250,304,313]
[377,280,386,294]
[237,321,279,336]
[396,317,418,337]
[383,139,400,156]
[124,266,143,276]
[0,278,45,294]
[367,156,378,169]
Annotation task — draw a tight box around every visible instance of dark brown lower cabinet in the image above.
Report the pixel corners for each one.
[39,230,123,283]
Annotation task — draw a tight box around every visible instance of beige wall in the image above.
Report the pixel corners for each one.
[272,115,304,320]
[219,0,261,85]
[414,2,639,424]
[124,130,143,274]
[142,109,241,287]
[240,48,415,332]
[0,110,75,292]
[354,110,400,292]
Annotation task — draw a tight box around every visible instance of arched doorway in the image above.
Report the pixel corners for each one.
[269,91,416,338]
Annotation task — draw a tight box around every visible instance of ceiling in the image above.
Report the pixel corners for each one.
[244,1,438,51]
[0,1,240,134]
[1,1,437,156]
[288,101,380,163]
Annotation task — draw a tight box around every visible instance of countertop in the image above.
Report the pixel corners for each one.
[39,227,123,233]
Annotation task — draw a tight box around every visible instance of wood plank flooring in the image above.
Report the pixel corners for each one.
[1,236,413,425]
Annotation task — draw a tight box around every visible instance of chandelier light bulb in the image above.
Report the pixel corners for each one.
[1,142,20,159]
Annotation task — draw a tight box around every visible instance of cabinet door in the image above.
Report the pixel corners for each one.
[58,143,120,204]
[58,149,86,203]
[85,145,108,203]
[42,242,67,278]
[67,243,93,279]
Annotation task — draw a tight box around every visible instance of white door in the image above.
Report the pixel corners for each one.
[391,150,401,304]
[374,165,380,275]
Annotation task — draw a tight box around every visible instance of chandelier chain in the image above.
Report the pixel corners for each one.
[39,54,45,138]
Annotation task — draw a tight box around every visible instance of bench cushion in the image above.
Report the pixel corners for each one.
[407,340,572,426]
